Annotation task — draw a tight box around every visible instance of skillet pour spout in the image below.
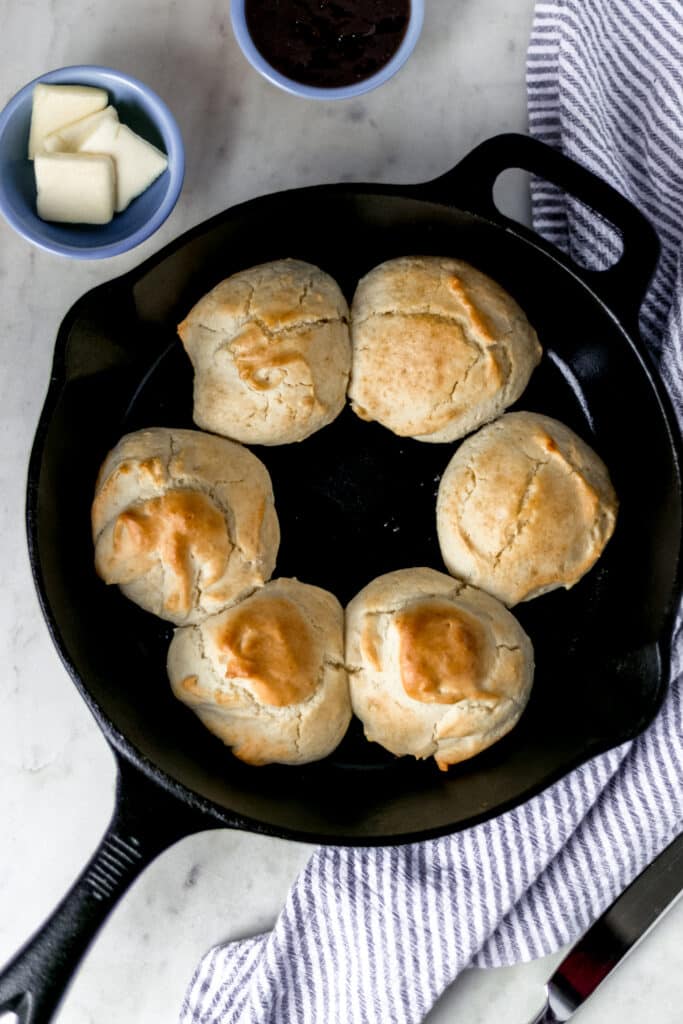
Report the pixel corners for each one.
[6,132,680,1022]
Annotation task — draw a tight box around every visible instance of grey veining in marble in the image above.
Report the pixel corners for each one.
[0,1,681,1022]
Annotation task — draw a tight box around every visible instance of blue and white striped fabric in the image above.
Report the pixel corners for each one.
[182,3,683,1020]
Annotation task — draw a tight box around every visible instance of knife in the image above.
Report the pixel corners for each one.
[530,830,683,1023]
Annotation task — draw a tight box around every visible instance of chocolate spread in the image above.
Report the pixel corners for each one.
[245,0,411,89]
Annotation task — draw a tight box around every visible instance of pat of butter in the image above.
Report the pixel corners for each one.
[29,83,108,159]
[35,153,115,224]
[80,121,168,212]
[43,106,119,154]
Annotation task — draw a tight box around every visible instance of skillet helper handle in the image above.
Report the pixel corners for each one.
[425,132,660,327]
[0,759,208,1024]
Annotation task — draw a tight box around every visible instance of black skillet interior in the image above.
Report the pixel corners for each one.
[28,135,682,843]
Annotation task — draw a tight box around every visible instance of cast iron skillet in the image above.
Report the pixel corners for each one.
[1,134,681,1023]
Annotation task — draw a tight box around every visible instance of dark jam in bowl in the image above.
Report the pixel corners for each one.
[244,0,412,89]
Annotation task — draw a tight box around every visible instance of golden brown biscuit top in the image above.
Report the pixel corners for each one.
[394,599,495,704]
[348,256,535,441]
[446,275,496,342]
[109,489,231,615]
[177,259,349,342]
[215,595,320,707]
[453,421,605,568]
[91,456,167,535]
[229,322,315,397]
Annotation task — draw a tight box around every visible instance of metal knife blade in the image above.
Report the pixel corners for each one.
[530,830,683,1024]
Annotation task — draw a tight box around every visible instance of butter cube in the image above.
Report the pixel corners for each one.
[43,106,119,154]
[80,121,168,212]
[35,152,115,224]
[29,83,108,158]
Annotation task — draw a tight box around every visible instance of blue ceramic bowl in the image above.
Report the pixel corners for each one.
[230,0,424,100]
[0,65,184,259]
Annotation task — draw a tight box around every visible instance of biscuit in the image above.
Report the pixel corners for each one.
[168,578,351,765]
[92,427,279,624]
[436,411,618,605]
[348,256,542,442]
[346,567,534,770]
[178,259,351,445]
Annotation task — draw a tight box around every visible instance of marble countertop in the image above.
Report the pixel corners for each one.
[1,1,681,1021]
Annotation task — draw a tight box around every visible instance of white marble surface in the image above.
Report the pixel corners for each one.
[0,1,681,1022]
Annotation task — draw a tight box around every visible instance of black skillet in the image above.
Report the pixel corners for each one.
[1,133,681,1023]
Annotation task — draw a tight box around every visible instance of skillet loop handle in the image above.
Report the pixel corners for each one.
[424,132,660,327]
[0,760,211,1024]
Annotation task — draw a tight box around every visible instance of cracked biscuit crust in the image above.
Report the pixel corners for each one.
[348,256,542,443]
[436,412,619,606]
[178,259,351,445]
[345,567,534,771]
[167,578,352,766]
[92,427,280,625]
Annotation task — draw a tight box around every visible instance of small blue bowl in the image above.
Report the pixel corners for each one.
[230,0,424,101]
[0,65,185,259]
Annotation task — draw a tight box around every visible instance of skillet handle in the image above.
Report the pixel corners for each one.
[423,132,660,327]
[0,758,213,1024]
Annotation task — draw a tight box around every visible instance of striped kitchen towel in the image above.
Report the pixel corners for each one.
[181,3,683,1021]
